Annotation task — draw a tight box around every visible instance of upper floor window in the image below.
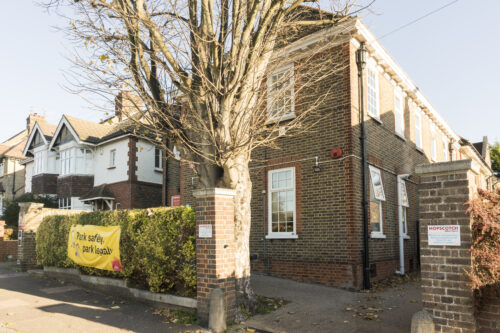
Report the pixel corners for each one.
[267,65,295,121]
[60,148,93,175]
[367,63,380,119]
[267,167,296,239]
[0,161,4,177]
[109,149,116,168]
[430,124,437,161]
[394,89,404,137]
[369,165,386,238]
[34,152,43,175]
[154,147,162,170]
[33,131,44,147]
[173,146,181,160]
[442,138,449,161]
[414,108,422,149]
[60,149,72,175]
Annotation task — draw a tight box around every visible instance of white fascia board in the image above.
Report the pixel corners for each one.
[352,19,460,143]
[22,122,48,157]
[96,134,132,147]
[48,116,85,151]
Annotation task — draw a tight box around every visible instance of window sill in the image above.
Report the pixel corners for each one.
[395,133,406,141]
[368,114,382,124]
[416,147,424,154]
[403,235,411,240]
[107,166,116,170]
[265,234,298,240]
[154,168,163,173]
[265,113,296,125]
[370,232,386,239]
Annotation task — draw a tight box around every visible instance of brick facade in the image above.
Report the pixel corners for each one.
[416,161,479,332]
[0,240,17,262]
[57,175,94,198]
[476,285,500,332]
[31,174,58,195]
[194,189,237,325]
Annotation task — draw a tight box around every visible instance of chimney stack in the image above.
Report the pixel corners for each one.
[115,91,143,121]
[26,113,45,131]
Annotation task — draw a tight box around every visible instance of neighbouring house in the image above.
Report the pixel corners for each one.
[179,14,495,289]
[0,114,47,212]
[22,92,177,211]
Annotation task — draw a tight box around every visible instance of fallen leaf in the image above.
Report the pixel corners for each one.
[246,329,255,333]
[287,311,295,314]
[343,321,349,324]
[409,299,417,303]
[95,316,101,319]
[111,306,120,309]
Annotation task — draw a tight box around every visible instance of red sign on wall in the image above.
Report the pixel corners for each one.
[171,195,181,207]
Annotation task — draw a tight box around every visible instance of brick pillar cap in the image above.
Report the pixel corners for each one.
[415,159,479,176]
[18,202,45,209]
[193,188,236,198]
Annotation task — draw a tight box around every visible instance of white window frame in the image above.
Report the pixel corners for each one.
[399,180,410,239]
[266,167,298,239]
[369,165,385,238]
[109,149,116,167]
[58,197,71,210]
[0,161,4,177]
[366,61,380,119]
[60,149,72,175]
[394,88,405,137]
[154,147,163,170]
[442,138,449,162]
[430,124,437,161]
[266,64,295,122]
[414,108,423,149]
[173,146,181,160]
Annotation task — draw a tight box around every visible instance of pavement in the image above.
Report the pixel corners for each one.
[0,262,421,333]
[0,262,204,333]
[230,273,422,333]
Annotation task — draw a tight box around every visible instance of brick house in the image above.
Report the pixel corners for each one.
[22,93,174,211]
[178,17,494,289]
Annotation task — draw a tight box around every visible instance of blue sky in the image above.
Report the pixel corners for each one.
[0,0,498,144]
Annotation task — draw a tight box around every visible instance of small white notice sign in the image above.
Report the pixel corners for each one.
[428,225,461,246]
[199,224,213,238]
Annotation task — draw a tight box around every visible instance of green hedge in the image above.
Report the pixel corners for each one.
[36,207,196,296]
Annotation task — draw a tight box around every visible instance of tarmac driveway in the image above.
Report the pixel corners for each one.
[0,262,421,333]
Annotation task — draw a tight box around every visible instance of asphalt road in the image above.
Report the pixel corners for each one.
[0,262,202,333]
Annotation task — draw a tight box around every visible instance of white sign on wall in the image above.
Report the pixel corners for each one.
[428,225,461,246]
[199,224,213,238]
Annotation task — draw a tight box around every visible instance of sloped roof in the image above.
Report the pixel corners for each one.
[80,184,115,201]
[64,115,114,144]
[38,121,57,139]
[4,139,28,159]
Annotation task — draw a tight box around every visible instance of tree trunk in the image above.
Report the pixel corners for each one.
[224,154,257,322]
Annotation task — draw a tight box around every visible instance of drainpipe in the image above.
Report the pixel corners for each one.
[164,138,169,206]
[356,42,370,290]
[396,174,410,275]
[11,159,16,198]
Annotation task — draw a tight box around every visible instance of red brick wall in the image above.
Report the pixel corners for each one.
[477,285,500,332]
[417,161,478,333]
[194,189,236,325]
[57,175,94,198]
[0,240,17,262]
[32,174,58,195]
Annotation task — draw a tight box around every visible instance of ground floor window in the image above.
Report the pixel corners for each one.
[58,197,71,210]
[267,167,297,239]
[369,166,386,238]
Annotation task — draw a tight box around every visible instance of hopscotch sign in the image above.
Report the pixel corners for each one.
[428,225,461,246]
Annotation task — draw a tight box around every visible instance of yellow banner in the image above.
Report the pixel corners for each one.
[67,225,122,272]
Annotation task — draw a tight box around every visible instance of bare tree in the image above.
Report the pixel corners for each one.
[45,0,368,319]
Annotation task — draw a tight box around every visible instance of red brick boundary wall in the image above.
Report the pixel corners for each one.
[193,188,237,325]
[416,160,500,333]
[0,239,17,262]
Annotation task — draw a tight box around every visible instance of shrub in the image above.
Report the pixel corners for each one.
[467,188,500,290]
[36,207,196,296]
[2,193,58,230]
